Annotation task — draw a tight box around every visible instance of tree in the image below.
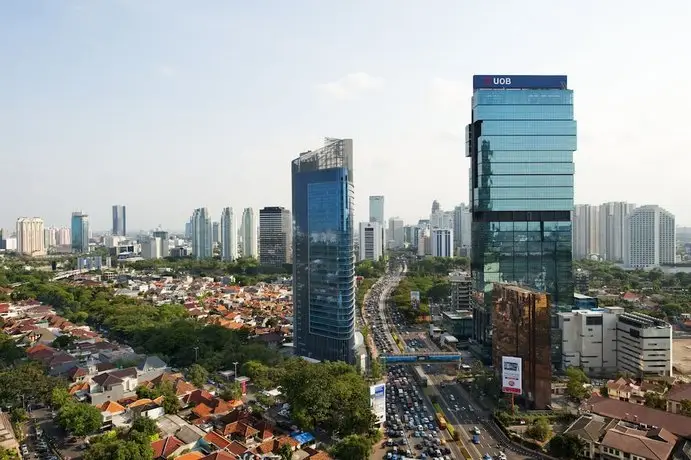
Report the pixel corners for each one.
[130,416,158,438]
[331,434,372,460]
[0,447,19,460]
[565,367,590,401]
[0,332,24,368]
[547,434,586,459]
[644,392,666,410]
[9,407,27,424]
[219,382,242,401]
[680,399,691,416]
[242,360,272,389]
[188,364,208,388]
[277,444,293,460]
[600,385,609,398]
[51,386,71,409]
[158,382,181,415]
[52,334,75,350]
[0,362,66,408]
[525,416,552,442]
[56,402,102,436]
[84,428,154,460]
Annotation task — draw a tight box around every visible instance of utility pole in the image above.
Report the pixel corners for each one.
[193,346,199,362]
[233,361,239,379]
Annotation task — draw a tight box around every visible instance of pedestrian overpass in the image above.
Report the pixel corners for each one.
[380,352,462,364]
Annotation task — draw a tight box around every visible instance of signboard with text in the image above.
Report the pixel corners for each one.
[501,356,523,395]
[410,291,421,309]
[473,75,567,90]
[370,384,386,424]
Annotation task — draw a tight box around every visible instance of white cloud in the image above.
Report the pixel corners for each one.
[429,77,466,108]
[316,72,384,100]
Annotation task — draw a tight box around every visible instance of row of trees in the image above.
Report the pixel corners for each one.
[127,256,291,279]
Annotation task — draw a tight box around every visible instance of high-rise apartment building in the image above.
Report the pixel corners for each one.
[359,222,383,261]
[369,195,385,251]
[492,284,552,409]
[259,206,292,267]
[43,227,57,249]
[599,202,636,262]
[112,205,127,236]
[152,230,170,258]
[449,271,472,311]
[240,208,257,258]
[57,227,71,246]
[431,228,453,257]
[191,208,212,259]
[624,205,676,268]
[220,208,237,262]
[573,204,600,259]
[16,218,46,256]
[71,212,90,253]
[212,221,221,245]
[467,75,576,345]
[292,138,355,363]
[388,217,404,248]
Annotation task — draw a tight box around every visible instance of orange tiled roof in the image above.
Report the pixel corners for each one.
[98,400,126,414]
[202,431,231,450]
[151,435,184,459]
[176,452,203,460]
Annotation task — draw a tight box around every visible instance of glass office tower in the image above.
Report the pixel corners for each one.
[292,138,355,363]
[467,75,576,353]
[71,212,90,253]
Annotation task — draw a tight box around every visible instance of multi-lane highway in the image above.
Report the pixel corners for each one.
[369,258,533,460]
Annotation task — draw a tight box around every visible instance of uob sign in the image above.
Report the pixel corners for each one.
[493,77,511,85]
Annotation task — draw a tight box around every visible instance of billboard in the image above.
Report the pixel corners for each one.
[501,356,523,395]
[410,291,421,309]
[473,75,567,90]
[370,384,386,424]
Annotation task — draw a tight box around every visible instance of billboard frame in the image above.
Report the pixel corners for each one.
[501,356,523,395]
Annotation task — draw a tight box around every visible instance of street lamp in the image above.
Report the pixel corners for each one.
[233,361,239,379]
[193,346,199,362]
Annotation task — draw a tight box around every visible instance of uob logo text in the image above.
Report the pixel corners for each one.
[493,77,511,85]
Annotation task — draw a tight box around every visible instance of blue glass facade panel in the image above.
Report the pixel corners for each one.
[292,167,355,363]
[468,81,576,350]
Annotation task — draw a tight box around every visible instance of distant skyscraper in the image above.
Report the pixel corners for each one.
[572,204,600,259]
[17,218,46,256]
[212,221,221,244]
[624,205,676,268]
[431,228,453,257]
[292,137,355,363]
[388,217,404,248]
[57,227,71,246]
[220,208,237,262]
[191,208,212,259]
[152,230,170,258]
[259,207,292,267]
[240,208,257,258]
[112,205,127,236]
[71,212,90,253]
[453,204,472,253]
[369,195,385,251]
[431,200,440,213]
[43,227,57,249]
[468,75,576,345]
[184,219,192,238]
[359,222,383,261]
[599,202,636,262]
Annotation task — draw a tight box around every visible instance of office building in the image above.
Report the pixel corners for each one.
[259,206,292,266]
[431,228,453,257]
[359,222,383,261]
[16,218,46,256]
[141,237,163,259]
[152,230,170,258]
[449,271,472,311]
[617,312,672,378]
[191,207,212,259]
[453,204,472,254]
[112,205,127,236]
[599,202,636,262]
[71,212,90,253]
[388,217,404,248]
[240,208,257,258]
[624,205,675,268]
[492,284,552,409]
[292,137,355,363]
[467,75,577,345]
[559,307,623,377]
[431,200,440,213]
[220,207,237,262]
[573,204,599,260]
[369,195,386,250]
[184,219,192,239]
[212,221,221,245]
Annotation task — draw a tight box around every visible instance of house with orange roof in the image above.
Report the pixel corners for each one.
[199,451,235,460]
[175,452,204,460]
[97,400,128,429]
[226,440,250,457]
[201,431,231,451]
[151,435,186,460]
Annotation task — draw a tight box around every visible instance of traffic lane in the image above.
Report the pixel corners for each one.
[414,380,463,459]
[429,379,484,459]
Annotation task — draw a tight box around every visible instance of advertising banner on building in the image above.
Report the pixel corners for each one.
[410,291,421,309]
[370,384,386,424]
[501,356,522,395]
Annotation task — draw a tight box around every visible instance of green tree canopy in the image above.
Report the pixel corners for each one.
[56,402,103,436]
[331,434,372,460]
[547,434,586,459]
[188,363,208,388]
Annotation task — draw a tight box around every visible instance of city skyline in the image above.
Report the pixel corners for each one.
[2,1,689,229]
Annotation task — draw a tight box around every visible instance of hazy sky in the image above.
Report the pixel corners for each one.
[2,0,690,231]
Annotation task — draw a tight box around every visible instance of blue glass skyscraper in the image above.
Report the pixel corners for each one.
[292,138,355,363]
[467,75,576,351]
[71,211,90,253]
